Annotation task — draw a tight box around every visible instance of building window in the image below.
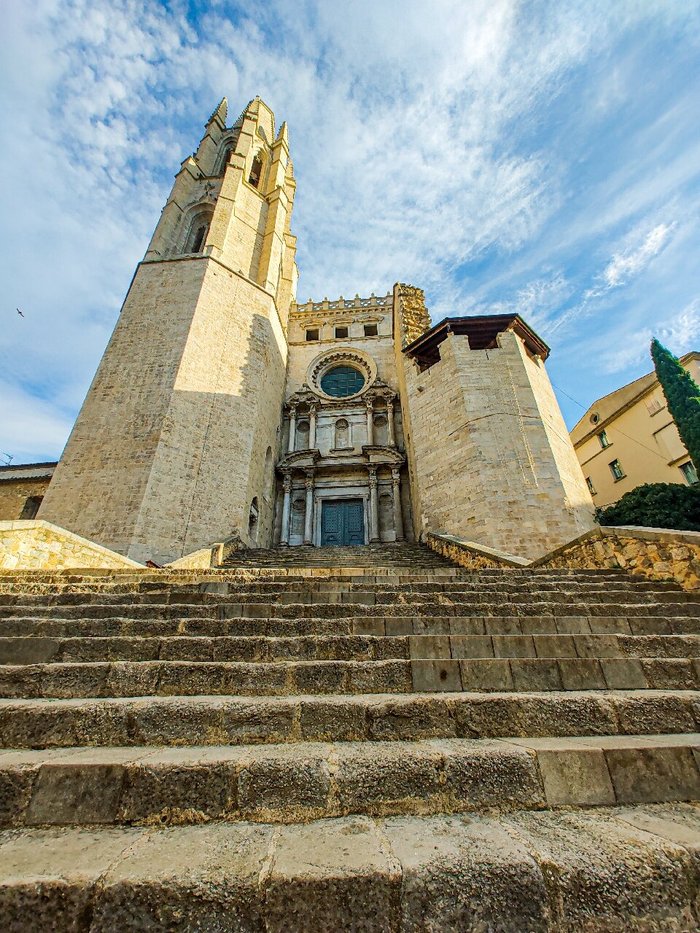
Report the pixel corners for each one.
[248,154,263,188]
[335,326,349,339]
[364,323,378,337]
[680,461,699,485]
[597,430,610,449]
[306,328,319,342]
[585,477,596,496]
[19,495,43,519]
[219,145,233,175]
[609,459,625,481]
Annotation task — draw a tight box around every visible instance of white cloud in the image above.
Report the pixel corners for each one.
[600,298,700,374]
[602,223,676,288]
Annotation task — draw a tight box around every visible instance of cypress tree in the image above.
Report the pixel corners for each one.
[650,338,700,468]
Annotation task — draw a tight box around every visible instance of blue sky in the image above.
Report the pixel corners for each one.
[1,0,699,462]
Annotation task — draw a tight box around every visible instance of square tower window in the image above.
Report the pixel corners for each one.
[364,323,378,337]
[335,326,349,339]
[306,328,319,342]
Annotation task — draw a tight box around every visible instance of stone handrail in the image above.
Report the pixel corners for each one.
[0,520,142,571]
[423,532,530,569]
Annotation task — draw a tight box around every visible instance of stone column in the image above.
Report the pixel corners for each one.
[287,405,297,454]
[368,466,380,543]
[309,404,318,449]
[365,398,374,446]
[386,398,396,447]
[303,470,315,545]
[280,471,292,546]
[391,467,404,541]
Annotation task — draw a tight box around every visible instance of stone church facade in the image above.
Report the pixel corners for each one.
[38,97,595,565]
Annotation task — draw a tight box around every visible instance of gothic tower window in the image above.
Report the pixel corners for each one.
[219,145,233,175]
[184,209,213,254]
[248,154,263,188]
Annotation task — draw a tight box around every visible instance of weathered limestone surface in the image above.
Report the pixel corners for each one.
[0,521,142,571]
[536,526,700,591]
[0,545,699,929]
[399,327,596,559]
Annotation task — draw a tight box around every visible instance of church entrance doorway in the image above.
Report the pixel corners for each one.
[320,499,364,546]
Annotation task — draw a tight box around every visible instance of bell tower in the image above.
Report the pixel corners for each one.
[40,97,298,564]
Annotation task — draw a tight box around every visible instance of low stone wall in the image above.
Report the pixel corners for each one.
[424,532,529,570]
[0,520,143,571]
[166,534,244,570]
[534,525,700,591]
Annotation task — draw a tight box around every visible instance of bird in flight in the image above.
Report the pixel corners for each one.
[16,308,24,317]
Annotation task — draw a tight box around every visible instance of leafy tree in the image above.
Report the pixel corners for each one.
[650,338,700,468]
[596,482,700,532]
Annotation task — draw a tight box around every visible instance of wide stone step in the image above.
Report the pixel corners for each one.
[2,805,699,931]
[0,579,686,602]
[1,691,697,748]
[2,613,697,639]
[2,734,698,829]
[1,656,698,698]
[1,633,698,665]
[1,598,696,619]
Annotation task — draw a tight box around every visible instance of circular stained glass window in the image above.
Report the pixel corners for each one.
[320,365,365,398]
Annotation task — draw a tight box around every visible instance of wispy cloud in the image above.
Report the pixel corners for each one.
[601,223,676,289]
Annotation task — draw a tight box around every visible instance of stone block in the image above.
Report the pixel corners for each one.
[411,659,462,692]
[27,762,125,824]
[459,659,513,692]
[449,635,493,658]
[600,658,647,689]
[558,658,606,690]
[510,659,562,692]
[492,636,535,658]
[408,635,450,659]
[534,746,615,806]
[238,748,331,818]
[605,747,700,804]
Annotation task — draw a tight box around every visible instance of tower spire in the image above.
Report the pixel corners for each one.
[207,97,228,126]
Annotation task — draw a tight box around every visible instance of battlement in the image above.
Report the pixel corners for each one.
[292,293,393,314]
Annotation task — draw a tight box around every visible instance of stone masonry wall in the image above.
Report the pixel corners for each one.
[400,329,596,560]
[536,526,700,591]
[0,521,142,571]
[40,258,288,566]
[0,479,52,521]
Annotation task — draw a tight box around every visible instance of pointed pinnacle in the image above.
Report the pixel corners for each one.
[208,97,228,125]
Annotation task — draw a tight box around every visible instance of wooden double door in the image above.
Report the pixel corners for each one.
[320,499,365,546]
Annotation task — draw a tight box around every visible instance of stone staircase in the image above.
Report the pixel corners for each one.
[0,543,699,930]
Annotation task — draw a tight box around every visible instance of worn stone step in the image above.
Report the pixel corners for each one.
[0,690,697,749]
[2,804,699,931]
[0,579,685,602]
[1,656,698,699]
[2,613,697,639]
[1,598,696,619]
[0,633,697,666]
[2,733,699,828]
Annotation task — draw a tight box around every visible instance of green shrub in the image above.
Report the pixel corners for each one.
[596,482,700,532]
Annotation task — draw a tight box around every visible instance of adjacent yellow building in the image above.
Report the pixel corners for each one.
[571,352,699,508]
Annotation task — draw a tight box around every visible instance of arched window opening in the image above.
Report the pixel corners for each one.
[219,146,233,175]
[248,154,263,188]
[334,418,350,449]
[185,209,213,255]
[248,497,259,540]
[20,495,43,520]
